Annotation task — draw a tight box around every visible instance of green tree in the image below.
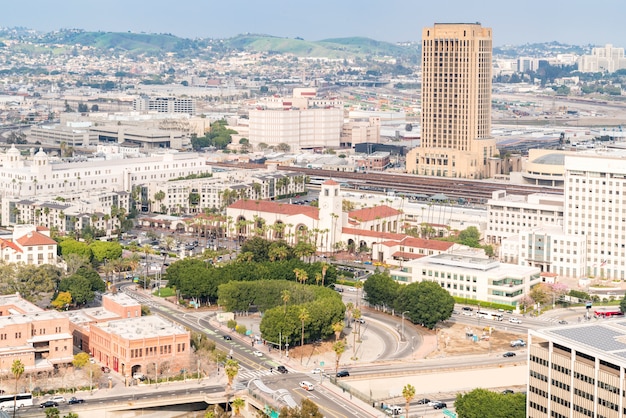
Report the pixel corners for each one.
[455,388,526,418]
[231,397,245,416]
[11,359,24,416]
[59,238,93,260]
[45,408,60,418]
[458,226,481,248]
[6,264,61,303]
[394,281,455,329]
[298,307,309,362]
[402,384,416,418]
[89,240,123,262]
[363,270,399,308]
[58,275,94,306]
[279,398,323,418]
[76,266,106,292]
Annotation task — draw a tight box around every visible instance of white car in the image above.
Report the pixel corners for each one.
[462,311,473,317]
[311,368,324,374]
[252,350,263,357]
[50,396,66,403]
[509,317,522,324]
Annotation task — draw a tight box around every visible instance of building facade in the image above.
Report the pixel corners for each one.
[407,23,497,178]
[133,97,197,115]
[528,323,626,417]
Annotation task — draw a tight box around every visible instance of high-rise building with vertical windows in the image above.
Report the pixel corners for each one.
[407,23,497,178]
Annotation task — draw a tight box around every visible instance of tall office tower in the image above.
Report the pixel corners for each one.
[409,23,497,178]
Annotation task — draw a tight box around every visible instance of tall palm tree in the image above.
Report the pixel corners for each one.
[11,359,24,418]
[231,398,245,417]
[224,359,239,388]
[281,289,290,314]
[298,307,309,363]
[402,384,416,417]
[332,321,343,342]
[332,340,346,375]
[293,268,308,285]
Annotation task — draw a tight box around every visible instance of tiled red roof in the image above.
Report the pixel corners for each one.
[0,239,22,253]
[341,228,405,241]
[229,200,319,220]
[399,236,455,251]
[392,251,426,260]
[35,226,50,232]
[348,205,400,222]
[16,231,57,247]
[323,179,339,186]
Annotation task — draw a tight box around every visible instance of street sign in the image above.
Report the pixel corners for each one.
[320,361,325,367]
[443,409,457,418]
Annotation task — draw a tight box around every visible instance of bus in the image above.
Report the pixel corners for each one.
[476,310,504,321]
[594,308,624,318]
[0,393,33,409]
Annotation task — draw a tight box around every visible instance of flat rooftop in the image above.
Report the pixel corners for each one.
[0,294,44,314]
[103,292,141,307]
[533,320,626,365]
[95,315,188,340]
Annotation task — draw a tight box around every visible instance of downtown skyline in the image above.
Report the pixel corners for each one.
[1,0,625,47]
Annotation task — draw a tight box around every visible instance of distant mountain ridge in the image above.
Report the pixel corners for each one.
[0,28,418,59]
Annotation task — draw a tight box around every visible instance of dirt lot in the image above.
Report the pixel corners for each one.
[425,319,524,358]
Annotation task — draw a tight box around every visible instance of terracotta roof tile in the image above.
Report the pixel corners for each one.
[0,239,22,253]
[392,251,426,260]
[348,205,400,222]
[229,200,319,220]
[399,236,455,251]
[341,228,405,241]
[16,231,57,247]
[323,179,339,186]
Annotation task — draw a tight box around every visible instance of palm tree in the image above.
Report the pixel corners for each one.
[314,272,322,286]
[332,340,346,375]
[281,289,291,314]
[231,398,245,416]
[321,263,329,287]
[293,268,308,285]
[402,384,416,417]
[224,359,239,388]
[11,359,24,417]
[332,321,343,342]
[298,307,309,363]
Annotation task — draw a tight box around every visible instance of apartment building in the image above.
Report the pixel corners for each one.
[487,190,564,245]
[406,23,498,179]
[577,44,626,73]
[528,322,626,418]
[0,294,73,374]
[0,224,57,265]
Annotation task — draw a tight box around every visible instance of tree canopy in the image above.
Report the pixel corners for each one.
[455,388,526,418]
[395,280,455,329]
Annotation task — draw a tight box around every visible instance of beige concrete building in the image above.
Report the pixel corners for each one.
[528,322,626,418]
[407,23,497,178]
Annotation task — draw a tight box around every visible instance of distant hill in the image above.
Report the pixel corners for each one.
[223,34,417,58]
[0,28,418,59]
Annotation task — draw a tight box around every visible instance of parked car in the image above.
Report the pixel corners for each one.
[432,401,447,410]
[68,397,84,404]
[277,365,288,374]
[503,352,517,357]
[101,366,111,373]
[502,389,514,394]
[40,401,58,408]
[50,395,66,403]
[510,339,526,347]
[336,370,350,377]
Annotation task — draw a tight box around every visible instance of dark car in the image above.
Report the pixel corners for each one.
[101,366,110,373]
[336,370,350,377]
[223,335,232,341]
[503,352,516,357]
[432,401,447,409]
[558,320,568,325]
[502,389,514,395]
[68,397,84,404]
[462,306,473,311]
[416,398,431,405]
[277,365,288,374]
[40,401,59,408]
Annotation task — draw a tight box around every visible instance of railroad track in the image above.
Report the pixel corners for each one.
[210,162,563,203]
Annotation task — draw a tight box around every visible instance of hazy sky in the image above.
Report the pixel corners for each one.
[2,0,624,46]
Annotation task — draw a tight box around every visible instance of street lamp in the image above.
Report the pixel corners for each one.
[401,311,409,342]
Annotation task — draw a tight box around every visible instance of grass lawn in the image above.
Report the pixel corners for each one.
[153,287,176,298]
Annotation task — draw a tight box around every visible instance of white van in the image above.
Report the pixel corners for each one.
[299,381,314,391]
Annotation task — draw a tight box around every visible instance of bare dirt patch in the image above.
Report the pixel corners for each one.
[427,320,524,358]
